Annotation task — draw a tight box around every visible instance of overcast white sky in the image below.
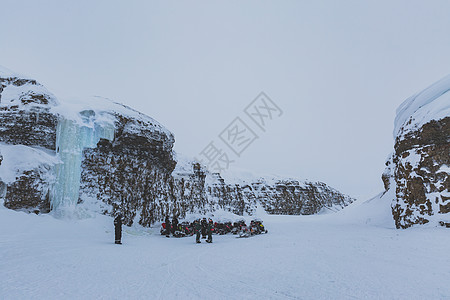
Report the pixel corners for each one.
[1,0,450,200]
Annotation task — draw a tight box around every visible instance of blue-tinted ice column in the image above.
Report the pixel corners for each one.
[50,111,114,213]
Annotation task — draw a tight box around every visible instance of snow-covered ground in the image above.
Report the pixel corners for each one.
[1,195,450,300]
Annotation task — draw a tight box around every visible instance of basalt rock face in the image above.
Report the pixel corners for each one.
[0,67,177,222]
[0,67,59,213]
[4,168,52,214]
[80,110,177,227]
[385,75,450,229]
[174,163,355,217]
[0,144,58,214]
[257,180,354,215]
[0,69,58,150]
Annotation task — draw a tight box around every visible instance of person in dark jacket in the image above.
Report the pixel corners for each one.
[165,216,171,237]
[194,219,201,243]
[206,218,213,243]
[114,214,123,244]
[172,215,179,234]
[201,217,207,239]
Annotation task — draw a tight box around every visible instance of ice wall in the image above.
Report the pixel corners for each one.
[50,110,114,212]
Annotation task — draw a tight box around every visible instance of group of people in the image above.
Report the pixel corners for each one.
[163,216,213,243]
[161,216,268,241]
[114,214,267,245]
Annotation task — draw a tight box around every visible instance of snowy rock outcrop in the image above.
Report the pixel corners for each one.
[0,66,59,213]
[173,160,354,217]
[78,97,177,225]
[0,144,58,213]
[0,66,59,149]
[0,66,176,220]
[384,74,450,228]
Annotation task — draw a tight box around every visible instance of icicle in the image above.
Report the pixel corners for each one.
[50,110,115,214]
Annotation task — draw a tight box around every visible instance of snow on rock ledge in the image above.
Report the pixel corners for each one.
[0,144,59,213]
[173,158,355,217]
[394,74,450,140]
[0,66,59,150]
[385,74,450,228]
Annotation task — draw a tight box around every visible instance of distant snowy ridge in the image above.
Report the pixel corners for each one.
[174,157,355,216]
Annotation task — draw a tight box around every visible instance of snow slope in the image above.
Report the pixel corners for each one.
[0,65,27,79]
[0,144,59,184]
[0,65,59,109]
[394,73,450,139]
[1,195,449,300]
[51,95,173,138]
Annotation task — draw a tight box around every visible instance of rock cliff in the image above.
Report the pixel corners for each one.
[384,75,450,228]
[0,67,59,213]
[173,161,354,217]
[0,66,58,150]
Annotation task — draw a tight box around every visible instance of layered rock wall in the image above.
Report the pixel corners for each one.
[384,75,450,228]
[0,68,59,213]
[0,73,58,149]
[80,112,177,226]
[175,165,354,217]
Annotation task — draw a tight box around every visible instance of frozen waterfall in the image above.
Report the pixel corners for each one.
[50,110,115,212]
